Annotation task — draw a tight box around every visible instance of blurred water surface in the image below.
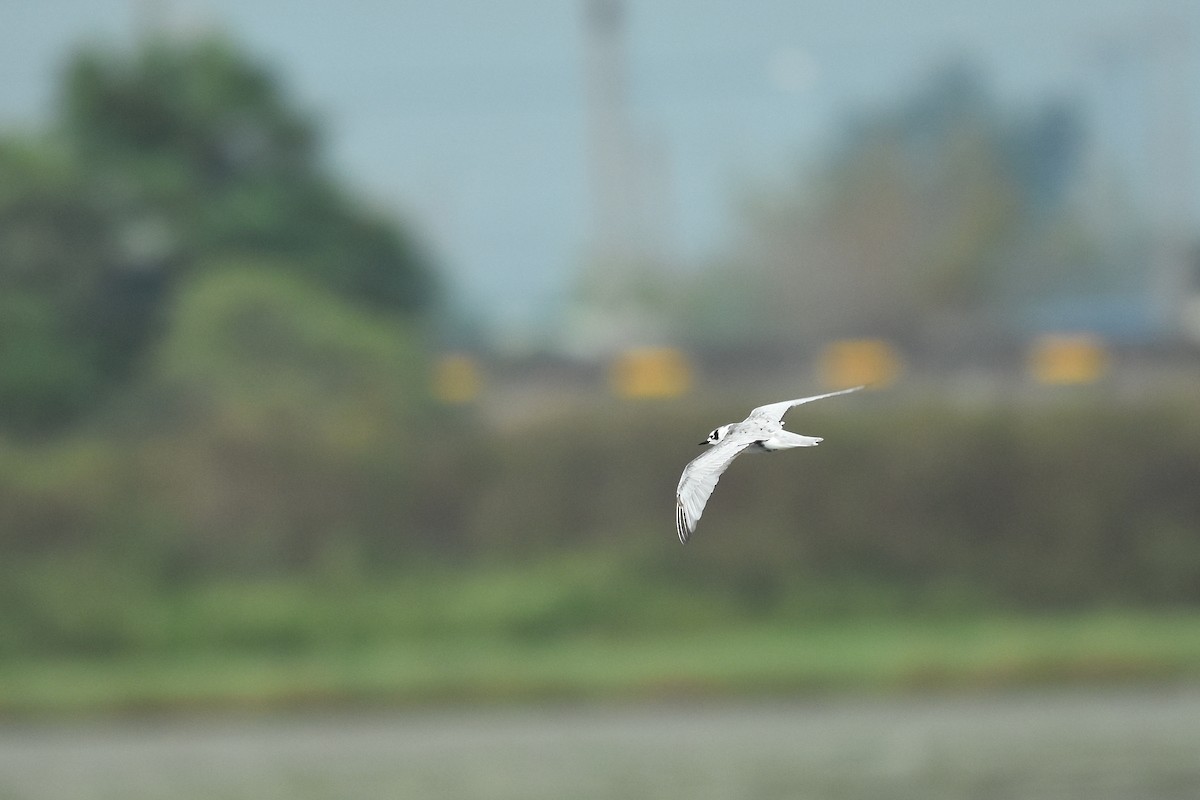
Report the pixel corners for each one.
[2,687,1198,800]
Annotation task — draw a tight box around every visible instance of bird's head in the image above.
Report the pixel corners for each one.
[699,424,734,446]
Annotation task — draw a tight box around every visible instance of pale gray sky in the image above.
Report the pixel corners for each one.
[1,0,1196,334]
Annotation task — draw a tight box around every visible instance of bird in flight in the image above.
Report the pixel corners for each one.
[675,386,863,543]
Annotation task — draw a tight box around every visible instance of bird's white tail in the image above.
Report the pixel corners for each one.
[761,432,822,450]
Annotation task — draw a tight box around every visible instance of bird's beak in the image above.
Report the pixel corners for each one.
[697,440,708,446]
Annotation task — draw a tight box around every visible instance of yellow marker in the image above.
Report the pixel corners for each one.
[1029,334,1109,385]
[818,338,902,389]
[610,347,693,399]
[433,354,483,404]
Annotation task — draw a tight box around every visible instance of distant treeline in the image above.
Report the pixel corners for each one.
[5,390,1200,656]
[441,395,1200,608]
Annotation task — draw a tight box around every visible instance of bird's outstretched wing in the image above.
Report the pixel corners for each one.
[675,432,758,544]
[747,385,864,424]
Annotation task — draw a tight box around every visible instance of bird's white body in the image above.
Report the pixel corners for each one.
[674,386,862,543]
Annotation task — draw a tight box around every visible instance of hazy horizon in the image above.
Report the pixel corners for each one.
[3,0,1197,338]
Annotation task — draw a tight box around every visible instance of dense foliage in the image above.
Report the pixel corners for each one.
[0,34,434,436]
[4,393,1200,659]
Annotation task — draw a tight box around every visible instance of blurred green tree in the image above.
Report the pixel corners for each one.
[62,35,435,314]
[0,33,436,436]
[135,264,433,573]
[0,140,148,432]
